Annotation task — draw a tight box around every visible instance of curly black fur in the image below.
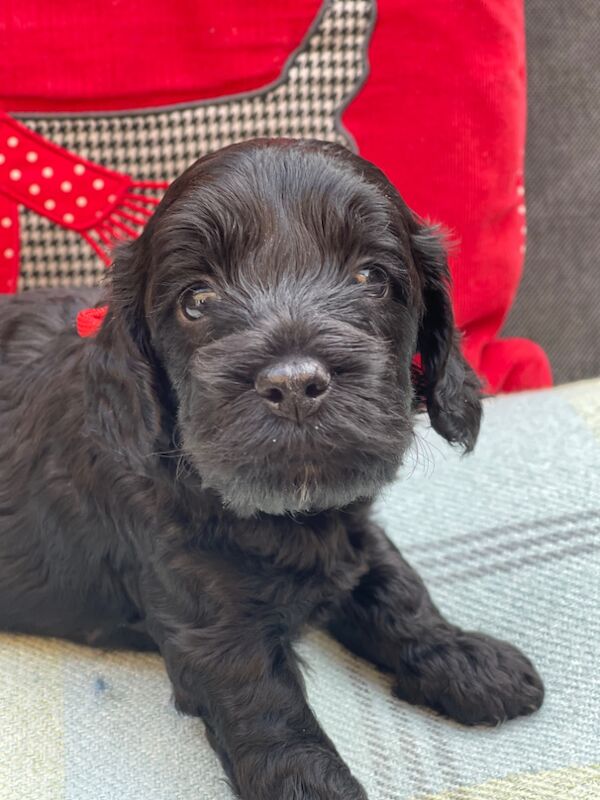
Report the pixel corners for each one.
[0,139,543,800]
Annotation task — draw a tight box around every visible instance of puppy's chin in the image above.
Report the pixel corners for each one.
[195,458,401,517]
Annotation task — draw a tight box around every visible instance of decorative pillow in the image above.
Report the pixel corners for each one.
[0,0,551,391]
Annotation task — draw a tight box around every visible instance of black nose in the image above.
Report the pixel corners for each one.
[255,358,331,422]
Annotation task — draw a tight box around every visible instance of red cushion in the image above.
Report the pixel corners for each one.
[0,0,551,391]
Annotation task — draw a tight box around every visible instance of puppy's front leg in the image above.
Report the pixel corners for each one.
[328,521,544,726]
[146,589,367,800]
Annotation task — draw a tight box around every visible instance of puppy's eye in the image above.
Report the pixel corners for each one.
[353,267,389,297]
[180,285,219,320]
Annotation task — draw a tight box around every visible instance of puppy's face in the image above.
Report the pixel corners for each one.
[111,140,481,516]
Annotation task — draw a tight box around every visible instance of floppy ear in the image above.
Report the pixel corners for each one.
[85,236,167,456]
[411,224,482,452]
[107,237,153,356]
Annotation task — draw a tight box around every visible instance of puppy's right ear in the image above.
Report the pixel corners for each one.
[87,236,161,452]
[107,237,152,355]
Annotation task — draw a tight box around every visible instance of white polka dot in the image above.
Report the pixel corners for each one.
[41,166,54,178]
[1,217,12,228]
[9,169,21,181]
[517,185,525,197]
[520,244,526,254]
[521,225,527,236]
[3,248,15,259]
[44,199,56,211]
[107,194,117,203]
[26,151,38,163]
[75,196,88,208]
[29,183,41,195]
[7,136,19,148]
[61,181,72,192]
[517,204,526,215]
[92,178,105,190]
[0,154,5,165]
[74,164,86,176]
[63,213,75,224]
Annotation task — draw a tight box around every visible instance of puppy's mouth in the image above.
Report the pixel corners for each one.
[180,393,411,516]
[191,444,401,517]
[179,394,412,515]
[288,461,322,506]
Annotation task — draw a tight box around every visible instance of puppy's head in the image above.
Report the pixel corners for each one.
[109,139,481,515]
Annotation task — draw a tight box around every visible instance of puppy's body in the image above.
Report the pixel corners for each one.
[0,140,543,800]
[0,287,141,642]
[0,292,363,642]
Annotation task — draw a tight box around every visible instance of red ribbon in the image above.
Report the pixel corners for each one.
[76,305,108,337]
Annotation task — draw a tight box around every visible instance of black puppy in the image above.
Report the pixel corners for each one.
[0,139,543,800]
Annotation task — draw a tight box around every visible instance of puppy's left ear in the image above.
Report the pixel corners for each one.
[411,224,482,452]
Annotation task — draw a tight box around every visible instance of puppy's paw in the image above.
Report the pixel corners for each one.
[249,755,368,800]
[393,631,544,726]
[274,775,368,800]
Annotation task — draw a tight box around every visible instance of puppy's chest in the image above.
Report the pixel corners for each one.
[225,516,370,626]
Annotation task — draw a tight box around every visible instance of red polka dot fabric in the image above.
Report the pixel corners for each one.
[0,115,130,230]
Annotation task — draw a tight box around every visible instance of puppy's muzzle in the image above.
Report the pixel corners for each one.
[255,357,331,423]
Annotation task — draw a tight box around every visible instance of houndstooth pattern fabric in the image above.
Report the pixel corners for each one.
[15,0,375,291]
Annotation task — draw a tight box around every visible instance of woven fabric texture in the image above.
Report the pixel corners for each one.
[503,0,600,384]
[1,378,599,799]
